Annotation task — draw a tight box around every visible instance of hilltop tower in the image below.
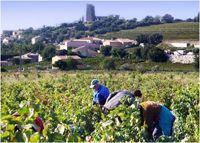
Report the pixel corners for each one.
[86,4,96,22]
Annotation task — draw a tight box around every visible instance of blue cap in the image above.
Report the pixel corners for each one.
[90,79,99,88]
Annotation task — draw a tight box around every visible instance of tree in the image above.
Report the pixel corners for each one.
[54,59,78,70]
[31,42,45,54]
[136,33,163,45]
[75,22,88,31]
[186,18,193,22]
[102,58,116,70]
[142,16,154,25]
[194,13,199,22]
[149,33,163,45]
[41,44,56,61]
[161,14,174,23]
[111,48,127,58]
[100,46,112,56]
[148,48,168,62]
[153,16,161,24]
[193,48,199,71]
[174,19,183,23]
[134,47,142,59]
[136,34,149,44]
[194,56,199,71]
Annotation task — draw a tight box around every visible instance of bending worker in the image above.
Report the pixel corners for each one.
[102,89,142,113]
[90,79,110,107]
[139,101,176,140]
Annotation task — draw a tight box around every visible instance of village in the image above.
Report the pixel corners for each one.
[1,30,199,69]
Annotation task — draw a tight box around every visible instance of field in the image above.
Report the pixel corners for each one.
[1,71,199,142]
[101,22,199,40]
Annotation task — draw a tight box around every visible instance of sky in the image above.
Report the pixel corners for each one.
[1,0,199,30]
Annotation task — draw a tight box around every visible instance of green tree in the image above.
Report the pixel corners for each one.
[136,34,149,44]
[193,48,199,71]
[148,48,168,62]
[54,59,78,70]
[102,58,116,70]
[194,13,199,22]
[149,33,163,45]
[100,46,112,56]
[142,16,155,25]
[42,44,56,61]
[111,48,127,58]
[161,14,174,23]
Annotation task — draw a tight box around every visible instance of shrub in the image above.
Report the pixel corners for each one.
[148,48,168,62]
[54,59,78,70]
[1,68,7,72]
[119,63,132,71]
[100,46,112,56]
[102,59,116,70]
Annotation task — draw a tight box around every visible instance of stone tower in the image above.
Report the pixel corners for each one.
[86,4,95,22]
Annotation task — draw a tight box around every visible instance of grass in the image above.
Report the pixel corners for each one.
[101,22,199,40]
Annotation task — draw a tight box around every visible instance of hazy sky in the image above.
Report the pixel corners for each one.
[1,0,199,30]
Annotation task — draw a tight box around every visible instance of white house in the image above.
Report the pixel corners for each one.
[31,36,41,44]
[52,55,81,65]
[13,52,43,63]
[3,38,9,44]
[170,43,189,48]
[116,38,137,47]
[173,50,185,55]
[103,40,123,48]
[59,44,68,50]
[2,37,14,44]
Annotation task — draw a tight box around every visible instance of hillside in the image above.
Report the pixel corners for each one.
[101,22,199,40]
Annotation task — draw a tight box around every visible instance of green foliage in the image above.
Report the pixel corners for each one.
[148,48,168,62]
[101,58,116,70]
[111,49,128,58]
[41,44,56,61]
[194,56,199,71]
[54,59,78,70]
[100,46,112,56]
[1,71,199,142]
[136,33,163,45]
[161,14,174,23]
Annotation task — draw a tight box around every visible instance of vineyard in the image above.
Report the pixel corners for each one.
[1,71,199,142]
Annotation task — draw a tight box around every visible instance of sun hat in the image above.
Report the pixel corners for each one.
[90,79,99,88]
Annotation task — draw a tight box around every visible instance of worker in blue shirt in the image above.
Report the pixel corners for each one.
[90,79,110,106]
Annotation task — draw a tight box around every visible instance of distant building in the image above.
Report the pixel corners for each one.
[31,36,41,44]
[116,38,137,47]
[102,40,122,48]
[2,38,9,44]
[76,36,102,44]
[170,43,189,48]
[59,44,68,50]
[0,61,12,66]
[64,39,100,50]
[13,53,42,63]
[12,30,23,39]
[2,37,15,44]
[52,55,81,65]
[86,4,96,22]
[103,38,137,48]
[72,46,98,57]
